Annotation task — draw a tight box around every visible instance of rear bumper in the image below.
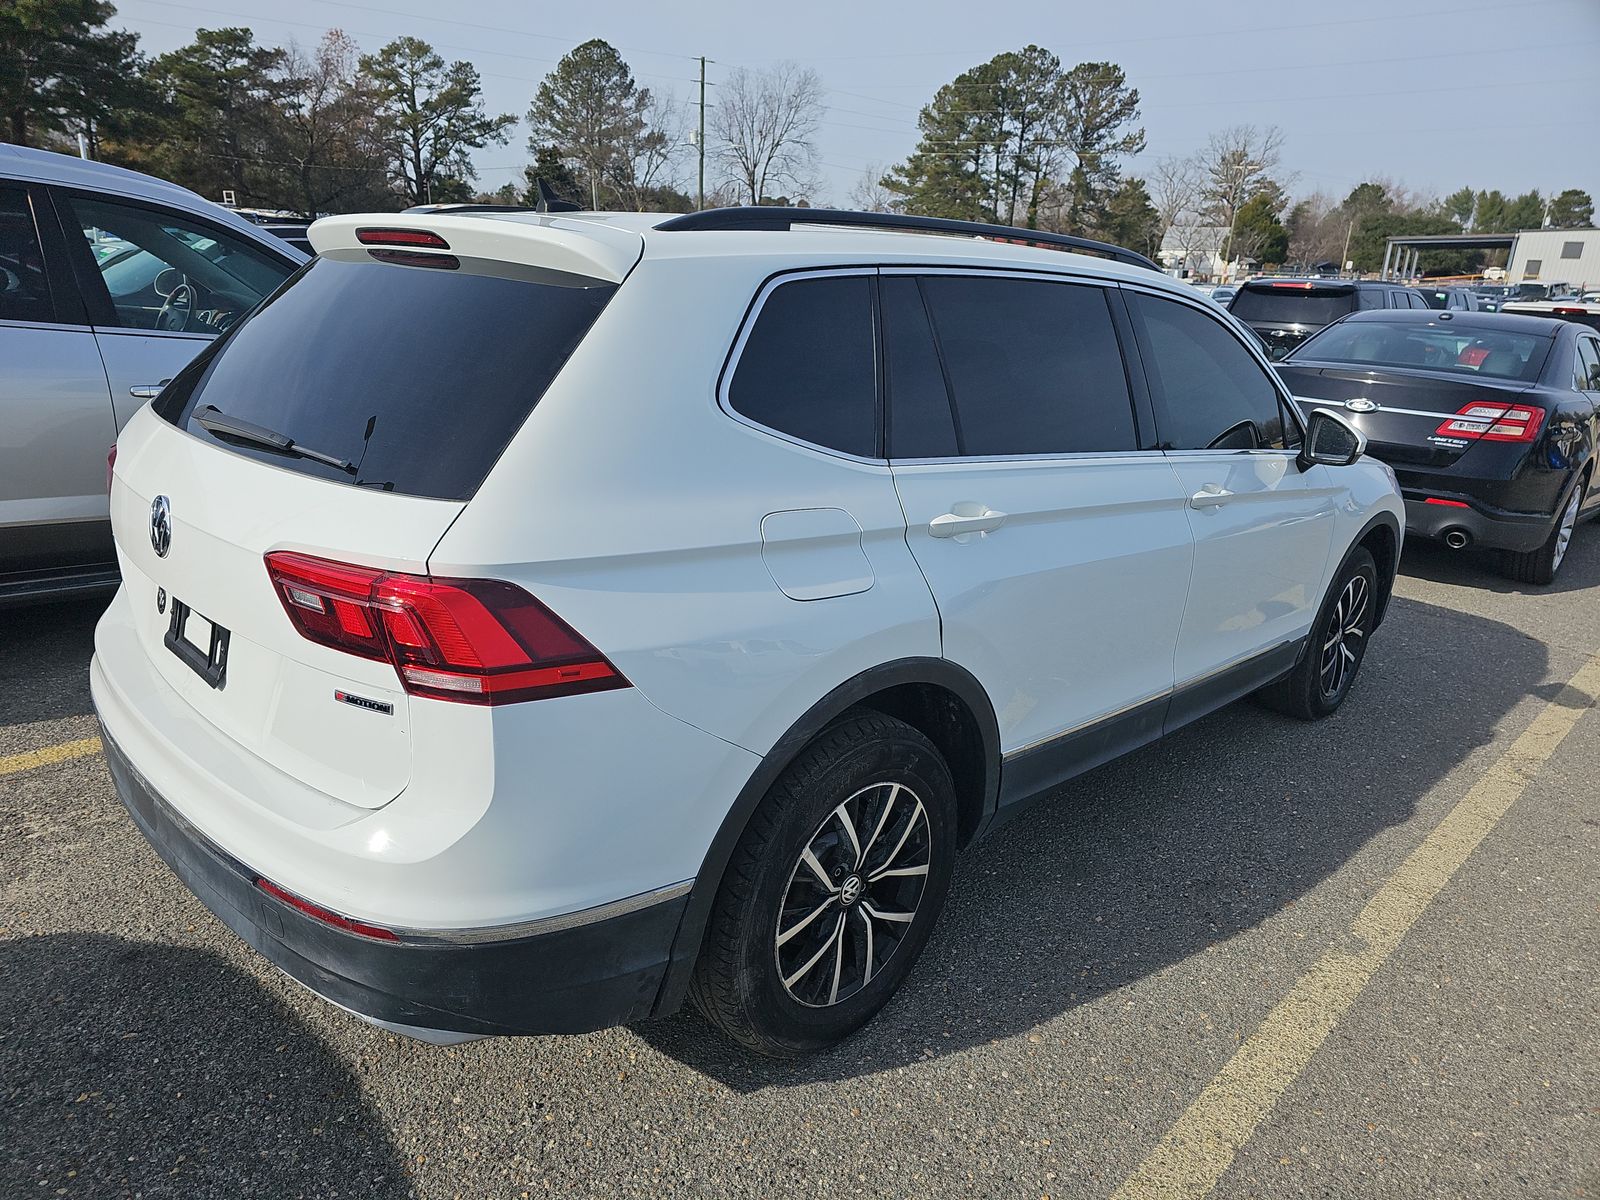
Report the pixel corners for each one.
[102,724,689,1037]
[1401,492,1552,552]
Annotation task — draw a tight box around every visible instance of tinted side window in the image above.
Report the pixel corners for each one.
[1129,292,1287,451]
[729,275,877,457]
[1358,289,1388,310]
[882,276,958,458]
[917,275,1136,456]
[0,187,56,324]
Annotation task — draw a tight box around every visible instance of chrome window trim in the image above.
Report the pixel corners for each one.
[717,266,889,467]
[889,449,1169,468]
[0,317,96,334]
[89,325,214,342]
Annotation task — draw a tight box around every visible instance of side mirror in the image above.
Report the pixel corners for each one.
[1299,408,1367,470]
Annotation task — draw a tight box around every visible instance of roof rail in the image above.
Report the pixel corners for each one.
[654,206,1161,272]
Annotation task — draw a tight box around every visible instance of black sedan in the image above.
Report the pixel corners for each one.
[1278,310,1600,584]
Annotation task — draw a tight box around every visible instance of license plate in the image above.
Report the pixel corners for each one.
[164,597,230,689]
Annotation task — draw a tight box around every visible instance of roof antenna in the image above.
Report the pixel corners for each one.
[534,178,581,213]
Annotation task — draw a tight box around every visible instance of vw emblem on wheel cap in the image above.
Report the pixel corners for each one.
[1344,397,1379,414]
[150,495,172,558]
[839,875,865,907]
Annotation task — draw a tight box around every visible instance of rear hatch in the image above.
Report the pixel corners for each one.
[109,215,635,808]
[1229,281,1358,359]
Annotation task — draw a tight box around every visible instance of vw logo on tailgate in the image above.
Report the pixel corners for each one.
[150,495,172,558]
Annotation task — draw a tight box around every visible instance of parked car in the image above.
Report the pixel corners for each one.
[1419,285,1480,311]
[0,144,306,604]
[1208,284,1238,306]
[93,206,1403,1055]
[1279,309,1600,583]
[1501,299,1600,333]
[1227,278,1429,359]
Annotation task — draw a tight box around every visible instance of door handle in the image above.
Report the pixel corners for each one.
[1189,484,1233,509]
[128,379,172,400]
[929,507,1008,538]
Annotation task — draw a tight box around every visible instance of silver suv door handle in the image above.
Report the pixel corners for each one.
[929,508,1007,538]
[1189,484,1233,509]
[128,379,172,400]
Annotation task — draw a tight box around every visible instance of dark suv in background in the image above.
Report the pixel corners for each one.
[1228,279,1429,359]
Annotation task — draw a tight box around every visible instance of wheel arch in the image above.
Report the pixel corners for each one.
[651,657,1000,1017]
[1350,509,1402,630]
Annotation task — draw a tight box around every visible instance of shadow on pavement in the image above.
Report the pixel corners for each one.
[1398,517,1600,595]
[636,593,1549,1089]
[1,934,411,1199]
[0,596,106,726]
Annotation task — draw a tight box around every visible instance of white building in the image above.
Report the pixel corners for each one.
[1157,223,1235,281]
[1508,228,1600,291]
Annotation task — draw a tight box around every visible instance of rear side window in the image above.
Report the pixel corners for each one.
[915,275,1136,456]
[728,274,877,457]
[155,251,615,501]
[1129,292,1288,451]
[1231,284,1357,325]
[0,187,55,324]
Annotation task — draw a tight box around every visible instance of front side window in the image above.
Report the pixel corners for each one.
[0,187,55,324]
[1129,292,1289,451]
[1578,338,1600,391]
[69,195,292,335]
[913,274,1137,456]
[728,274,877,457]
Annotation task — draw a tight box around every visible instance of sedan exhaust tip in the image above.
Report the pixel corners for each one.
[1442,528,1472,550]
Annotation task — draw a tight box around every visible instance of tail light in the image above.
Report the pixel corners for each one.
[106,443,117,493]
[264,552,628,705]
[1434,403,1545,443]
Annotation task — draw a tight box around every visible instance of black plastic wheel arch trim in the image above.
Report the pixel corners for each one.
[650,656,1000,1018]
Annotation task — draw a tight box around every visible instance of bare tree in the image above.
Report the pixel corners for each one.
[712,63,823,205]
[1197,124,1286,278]
[1147,153,1204,270]
[849,162,899,213]
[269,31,387,217]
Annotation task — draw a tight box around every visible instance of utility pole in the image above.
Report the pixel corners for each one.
[697,56,709,211]
[1341,220,1354,277]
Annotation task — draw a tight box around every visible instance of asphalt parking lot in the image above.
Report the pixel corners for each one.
[4,538,1598,1200]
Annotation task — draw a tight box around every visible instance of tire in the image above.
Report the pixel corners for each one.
[1256,546,1377,721]
[689,711,957,1056]
[1503,472,1586,586]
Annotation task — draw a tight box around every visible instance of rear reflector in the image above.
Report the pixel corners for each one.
[1434,403,1545,443]
[256,878,400,941]
[1423,497,1470,508]
[264,552,628,705]
[355,227,451,249]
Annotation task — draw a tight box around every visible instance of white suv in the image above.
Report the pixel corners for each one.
[92,207,1403,1055]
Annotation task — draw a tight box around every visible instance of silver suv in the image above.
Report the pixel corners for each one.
[0,144,305,605]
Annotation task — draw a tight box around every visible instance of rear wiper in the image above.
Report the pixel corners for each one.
[193,405,356,474]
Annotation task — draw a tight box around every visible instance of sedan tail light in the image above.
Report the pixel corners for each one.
[1434,403,1546,443]
[264,552,628,705]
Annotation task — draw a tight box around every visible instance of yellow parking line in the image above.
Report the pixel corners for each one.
[0,736,103,779]
[1112,651,1600,1200]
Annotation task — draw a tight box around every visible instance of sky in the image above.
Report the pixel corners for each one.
[111,0,1600,209]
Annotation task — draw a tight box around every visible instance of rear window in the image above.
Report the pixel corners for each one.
[1230,284,1357,326]
[1293,319,1551,382]
[155,250,616,501]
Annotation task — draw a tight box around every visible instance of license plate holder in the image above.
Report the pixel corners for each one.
[164,597,230,689]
